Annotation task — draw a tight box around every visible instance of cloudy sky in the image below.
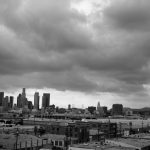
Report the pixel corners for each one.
[1,0,150,108]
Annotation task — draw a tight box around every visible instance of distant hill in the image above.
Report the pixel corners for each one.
[140,107,150,111]
[131,107,150,112]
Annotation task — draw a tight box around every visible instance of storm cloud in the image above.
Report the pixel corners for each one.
[0,0,150,106]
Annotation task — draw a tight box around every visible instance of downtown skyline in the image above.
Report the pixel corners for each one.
[0,0,150,108]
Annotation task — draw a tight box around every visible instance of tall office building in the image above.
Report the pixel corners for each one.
[42,93,50,109]
[97,101,104,117]
[112,104,123,116]
[88,106,96,114]
[102,106,108,115]
[17,88,28,108]
[68,104,71,110]
[28,101,33,110]
[21,88,28,107]
[9,96,14,108]
[22,88,26,98]
[34,92,40,110]
[0,92,4,106]
[17,94,22,108]
[3,96,9,110]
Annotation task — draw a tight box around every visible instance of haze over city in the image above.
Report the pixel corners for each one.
[0,0,150,108]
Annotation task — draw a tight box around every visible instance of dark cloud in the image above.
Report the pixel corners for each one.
[104,0,150,31]
[0,0,150,106]
[0,0,92,52]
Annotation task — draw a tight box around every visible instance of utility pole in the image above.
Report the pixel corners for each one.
[15,128,19,150]
[120,122,122,137]
[108,119,110,139]
[98,123,100,141]
[129,122,132,135]
[69,125,71,145]
[142,119,143,133]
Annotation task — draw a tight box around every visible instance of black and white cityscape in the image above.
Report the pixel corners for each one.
[1,0,150,150]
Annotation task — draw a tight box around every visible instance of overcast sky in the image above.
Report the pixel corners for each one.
[1,0,150,108]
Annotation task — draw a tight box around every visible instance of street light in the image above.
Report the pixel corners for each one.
[15,128,19,150]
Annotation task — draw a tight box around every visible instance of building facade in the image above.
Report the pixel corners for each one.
[0,92,4,106]
[17,94,22,108]
[9,96,14,108]
[112,104,123,116]
[21,88,28,107]
[34,92,40,110]
[42,93,50,109]
[3,96,9,111]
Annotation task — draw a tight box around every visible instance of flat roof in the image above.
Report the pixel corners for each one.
[42,134,78,141]
[0,133,42,149]
[89,129,104,135]
[128,133,150,139]
[70,142,135,150]
[110,137,150,148]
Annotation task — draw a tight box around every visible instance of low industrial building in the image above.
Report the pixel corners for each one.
[68,142,136,150]
[107,136,150,150]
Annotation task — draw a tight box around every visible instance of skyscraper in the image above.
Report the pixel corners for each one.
[22,88,26,98]
[0,92,4,106]
[34,92,39,110]
[68,104,71,110]
[3,96,9,111]
[88,106,96,114]
[97,102,101,110]
[28,101,33,110]
[21,88,28,107]
[9,96,14,108]
[97,101,104,117]
[17,94,22,108]
[112,104,123,116]
[42,93,50,109]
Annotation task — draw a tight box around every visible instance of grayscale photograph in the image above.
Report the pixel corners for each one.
[0,0,150,150]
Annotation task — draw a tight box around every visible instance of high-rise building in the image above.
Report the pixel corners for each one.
[34,92,39,110]
[0,92,4,106]
[17,88,28,108]
[22,88,26,98]
[9,96,14,108]
[88,106,96,114]
[68,104,71,110]
[97,102,100,110]
[3,96,9,110]
[112,104,123,116]
[21,88,28,107]
[97,101,104,117]
[102,106,108,115]
[28,101,33,110]
[42,93,50,109]
[17,94,22,108]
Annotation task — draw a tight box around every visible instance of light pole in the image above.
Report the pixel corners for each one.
[15,128,19,150]
[142,118,143,133]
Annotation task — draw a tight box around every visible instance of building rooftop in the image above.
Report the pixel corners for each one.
[42,134,78,141]
[89,129,104,136]
[69,142,135,150]
[108,137,150,148]
[0,133,43,149]
[128,133,150,139]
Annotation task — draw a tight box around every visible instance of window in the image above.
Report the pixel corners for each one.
[57,128,59,133]
[55,141,58,146]
[59,141,63,146]
[75,128,78,132]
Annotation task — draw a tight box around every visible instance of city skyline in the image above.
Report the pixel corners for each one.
[0,88,149,109]
[0,0,150,108]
